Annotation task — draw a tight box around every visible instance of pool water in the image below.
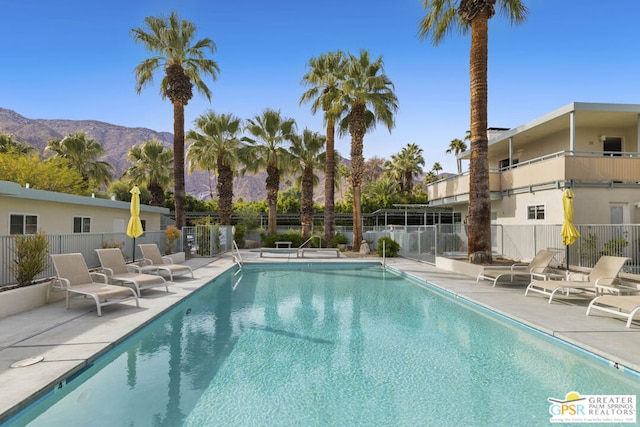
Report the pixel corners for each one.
[6,263,640,426]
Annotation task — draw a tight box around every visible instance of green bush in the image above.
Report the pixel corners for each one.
[376,237,400,257]
[263,232,304,248]
[330,233,349,248]
[233,223,247,248]
[9,231,49,287]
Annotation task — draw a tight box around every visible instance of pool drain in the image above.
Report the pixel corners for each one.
[10,355,44,368]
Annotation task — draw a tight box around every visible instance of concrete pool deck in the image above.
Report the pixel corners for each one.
[1,252,639,421]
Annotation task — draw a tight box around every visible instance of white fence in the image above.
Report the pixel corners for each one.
[375,224,640,273]
[1,225,233,288]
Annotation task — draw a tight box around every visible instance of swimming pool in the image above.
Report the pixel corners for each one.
[6,262,640,426]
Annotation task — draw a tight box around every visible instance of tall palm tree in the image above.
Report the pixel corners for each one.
[186,111,242,225]
[300,51,345,246]
[289,129,326,239]
[338,50,398,251]
[240,109,296,235]
[432,161,443,175]
[131,11,219,229]
[45,132,114,189]
[122,139,174,206]
[418,0,528,263]
[446,138,468,174]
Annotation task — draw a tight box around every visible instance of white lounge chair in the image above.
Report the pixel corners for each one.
[476,249,559,287]
[138,243,193,281]
[95,248,169,296]
[586,294,640,328]
[50,253,139,316]
[525,256,629,303]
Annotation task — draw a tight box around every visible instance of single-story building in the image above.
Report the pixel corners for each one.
[0,180,169,235]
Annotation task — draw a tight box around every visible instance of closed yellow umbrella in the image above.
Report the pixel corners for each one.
[561,189,580,273]
[126,186,144,261]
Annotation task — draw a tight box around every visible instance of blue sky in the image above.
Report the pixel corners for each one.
[2,0,640,174]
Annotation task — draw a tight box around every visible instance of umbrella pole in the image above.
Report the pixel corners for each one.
[133,237,136,262]
[565,244,569,279]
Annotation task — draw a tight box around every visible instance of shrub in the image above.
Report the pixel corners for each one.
[164,225,181,255]
[376,237,400,257]
[9,231,49,287]
[330,233,349,248]
[263,231,304,248]
[234,223,247,248]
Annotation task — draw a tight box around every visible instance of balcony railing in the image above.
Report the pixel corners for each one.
[427,150,640,203]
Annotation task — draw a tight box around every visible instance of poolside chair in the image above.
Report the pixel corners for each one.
[525,256,630,303]
[50,253,139,316]
[138,243,193,281]
[95,248,169,297]
[476,249,560,287]
[586,294,640,328]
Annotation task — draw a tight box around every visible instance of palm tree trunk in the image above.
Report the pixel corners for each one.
[266,163,279,235]
[349,105,366,252]
[467,10,492,264]
[323,119,335,247]
[301,166,314,239]
[173,103,186,230]
[217,161,233,225]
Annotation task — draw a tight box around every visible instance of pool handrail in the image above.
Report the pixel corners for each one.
[232,240,243,269]
[298,235,322,249]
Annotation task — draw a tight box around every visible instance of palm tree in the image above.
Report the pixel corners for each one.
[0,133,35,155]
[131,11,219,229]
[385,143,425,193]
[446,138,468,174]
[186,111,242,225]
[337,50,398,251]
[122,139,174,206]
[289,129,326,239]
[432,162,443,176]
[418,0,528,263]
[300,51,345,246]
[240,109,296,235]
[45,132,114,189]
[365,176,400,210]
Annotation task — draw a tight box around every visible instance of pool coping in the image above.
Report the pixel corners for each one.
[1,253,640,422]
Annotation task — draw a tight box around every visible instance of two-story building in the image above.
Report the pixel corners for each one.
[427,102,640,226]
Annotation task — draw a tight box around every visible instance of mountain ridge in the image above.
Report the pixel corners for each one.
[0,107,289,202]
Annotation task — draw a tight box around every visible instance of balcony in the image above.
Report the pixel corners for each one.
[427,151,640,205]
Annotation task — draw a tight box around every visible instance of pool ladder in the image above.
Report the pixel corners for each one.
[232,240,243,270]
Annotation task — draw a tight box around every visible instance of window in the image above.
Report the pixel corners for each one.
[10,214,38,235]
[498,158,519,170]
[527,205,545,220]
[73,217,91,233]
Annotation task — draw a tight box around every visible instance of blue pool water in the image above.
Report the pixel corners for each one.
[6,263,640,426]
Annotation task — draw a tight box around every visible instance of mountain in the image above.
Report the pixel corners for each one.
[0,107,279,201]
